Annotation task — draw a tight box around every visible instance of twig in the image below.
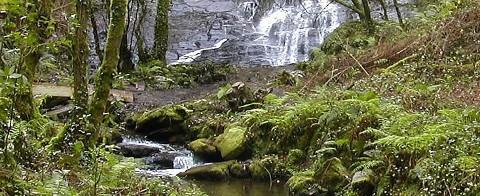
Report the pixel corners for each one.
[346,50,370,76]
[259,164,273,190]
[324,67,351,86]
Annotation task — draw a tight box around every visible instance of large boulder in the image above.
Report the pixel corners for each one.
[177,160,237,180]
[126,105,190,142]
[116,143,162,158]
[214,126,249,160]
[188,138,220,161]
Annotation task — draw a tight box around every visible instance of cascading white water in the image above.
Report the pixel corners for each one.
[173,155,194,169]
[172,39,229,65]
[247,0,342,66]
[120,136,200,176]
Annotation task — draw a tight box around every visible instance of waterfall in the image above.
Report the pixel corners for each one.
[172,39,229,65]
[173,155,194,169]
[248,0,342,66]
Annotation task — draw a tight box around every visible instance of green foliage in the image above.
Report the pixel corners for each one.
[128,60,232,89]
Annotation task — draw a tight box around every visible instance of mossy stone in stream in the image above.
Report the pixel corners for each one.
[248,161,268,179]
[229,161,250,178]
[287,171,322,196]
[177,160,237,180]
[214,126,248,160]
[188,138,220,160]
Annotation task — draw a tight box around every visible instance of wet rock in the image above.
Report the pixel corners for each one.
[214,126,249,160]
[143,151,185,169]
[188,138,220,161]
[177,160,237,180]
[116,143,162,158]
[229,161,250,178]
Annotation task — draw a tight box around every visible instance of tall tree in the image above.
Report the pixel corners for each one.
[87,0,128,145]
[16,0,53,120]
[68,0,90,140]
[154,0,170,64]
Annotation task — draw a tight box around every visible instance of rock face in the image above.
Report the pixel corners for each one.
[214,126,249,160]
[88,0,416,67]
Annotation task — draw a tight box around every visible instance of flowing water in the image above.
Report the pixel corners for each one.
[118,135,288,195]
[168,0,344,66]
[246,0,342,65]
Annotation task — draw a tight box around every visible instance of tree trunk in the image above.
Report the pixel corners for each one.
[90,13,104,63]
[88,0,128,145]
[393,0,405,29]
[16,0,53,120]
[154,0,170,64]
[378,0,389,20]
[360,0,375,34]
[68,0,90,139]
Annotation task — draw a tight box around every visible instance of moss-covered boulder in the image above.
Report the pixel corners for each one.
[214,126,249,160]
[188,138,220,161]
[287,171,323,196]
[229,161,250,178]
[351,169,375,195]
[126,105,190,142]
[248,155,290,180]
[314,157,349,192]
[177,160,237,180]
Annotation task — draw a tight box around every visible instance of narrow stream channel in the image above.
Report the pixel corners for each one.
[117,135,289,196]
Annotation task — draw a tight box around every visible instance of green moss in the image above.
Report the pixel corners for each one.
[287,149,306,165]
[178,160,237,180]
[188,138,219,158]
[131,105,190,132]
[214,126,248,160]
[287,171,320,195]
[229,162,249,178]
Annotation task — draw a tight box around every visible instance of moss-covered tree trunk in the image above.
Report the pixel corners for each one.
[360,0,375,34]
[393,0,405,29]
[88,0,127,145]
[68,0,90,139]
[16,0,53,120]
[154,0,170,64]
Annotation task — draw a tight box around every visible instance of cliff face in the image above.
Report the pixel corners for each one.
[88,0,414,67]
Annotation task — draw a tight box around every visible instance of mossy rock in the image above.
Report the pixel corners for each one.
[177,160,237,180]
[287,171,323,196]
[248,155,290,180]
[351,169,376,195]
[314,157,349,192]
[229,161,250,178]
[188,138,220,161]
[248,161,269,179]
[128,105,190,133]
[214,126,249,160]
[287,149,306,165]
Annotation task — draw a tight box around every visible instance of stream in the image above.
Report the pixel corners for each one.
[117,135,289,196]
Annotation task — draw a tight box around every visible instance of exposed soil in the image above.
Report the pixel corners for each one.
[127,65,295,110]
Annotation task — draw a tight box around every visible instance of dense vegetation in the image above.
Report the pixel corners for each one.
[1,0,479,195]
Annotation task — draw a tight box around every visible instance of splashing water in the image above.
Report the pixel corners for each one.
[250,0,342,66]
